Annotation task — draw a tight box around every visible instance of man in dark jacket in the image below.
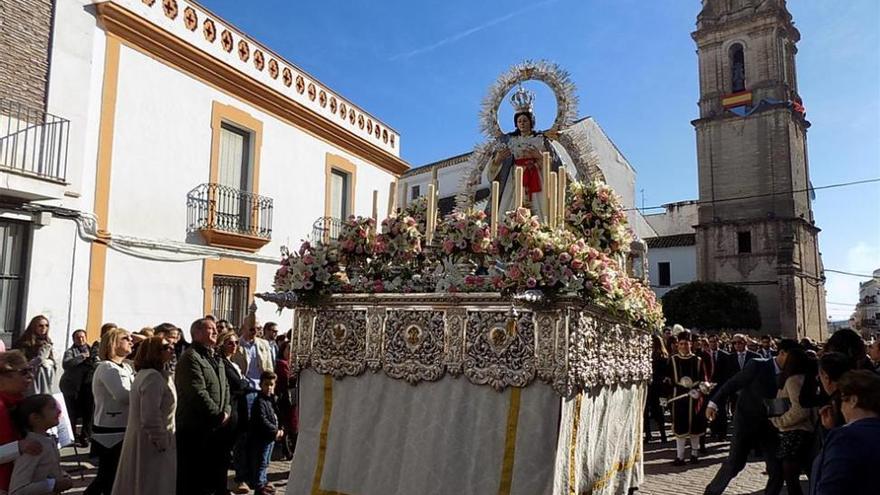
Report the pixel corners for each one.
[703,339,801,495]
[175,318,231,495]
[60,329,97,447]
[706,335,731,440]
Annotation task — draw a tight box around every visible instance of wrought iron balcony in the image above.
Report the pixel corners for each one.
[187,183,273,252]
[0,98,69,182]
[311,216,344,244]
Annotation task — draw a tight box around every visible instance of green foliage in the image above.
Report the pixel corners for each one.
[661,281,761,331]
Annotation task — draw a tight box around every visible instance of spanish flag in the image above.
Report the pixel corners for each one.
[722,91,752,109]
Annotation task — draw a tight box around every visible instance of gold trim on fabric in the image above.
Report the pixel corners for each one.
[498,387,522,495]
[568,394,583,495]
[590,449,642,492]
[311,375,352,495]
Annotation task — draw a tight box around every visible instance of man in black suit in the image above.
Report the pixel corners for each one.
[706,335,731,440]
[703,339,802,495]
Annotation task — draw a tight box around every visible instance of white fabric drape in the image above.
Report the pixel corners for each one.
[286,371,646,495]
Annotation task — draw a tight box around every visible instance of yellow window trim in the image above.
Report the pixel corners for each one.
[324,153,358,220]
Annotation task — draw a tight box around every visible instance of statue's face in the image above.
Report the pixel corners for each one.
[516,114,532,134]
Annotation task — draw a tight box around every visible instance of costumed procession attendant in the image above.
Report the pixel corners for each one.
[668,330,708,465]
[487,85,564,217]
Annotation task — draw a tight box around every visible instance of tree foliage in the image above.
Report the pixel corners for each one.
[661,281,761,331]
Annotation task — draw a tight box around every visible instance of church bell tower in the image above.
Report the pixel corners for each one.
[692,0,827,339]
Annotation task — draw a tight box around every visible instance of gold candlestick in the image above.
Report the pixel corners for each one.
[371,190,378,224]
[548,172,557,229]
[490,181,499,238]
[426,184,436,244]
[514,167,523,210]
[557,171,567,227]
[387,181,397,217]
[542,152,551,222]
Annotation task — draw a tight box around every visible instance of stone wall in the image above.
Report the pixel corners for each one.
[0,0,54,111]
[696,218,825,339]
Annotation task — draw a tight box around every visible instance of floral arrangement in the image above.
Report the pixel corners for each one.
[401,196,428,232]
[435,209,492,258]
[272,241,341,300]
[565,180,633,256]
[375,214,423,262]
[270,181,664,329]
[337,216,376,260]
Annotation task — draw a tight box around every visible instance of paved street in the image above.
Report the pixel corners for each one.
[56,434,810,494]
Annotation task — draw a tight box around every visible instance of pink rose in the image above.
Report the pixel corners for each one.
[526,277,537,288]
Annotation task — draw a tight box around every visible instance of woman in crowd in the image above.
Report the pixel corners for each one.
[769,347,813,495]
[644,334,669,444]
[816,352,854,430]
[60,329,96,448]
[85,328,134,495]
[824,328,869,369]
[9,394,73,494]
[217,331,250,494]
[112,337,177,495]
[0,351,43,495]
[15,317,56,396]
[811,370,880,495]
[668,330,707,465]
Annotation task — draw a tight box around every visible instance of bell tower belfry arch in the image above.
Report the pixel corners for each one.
[691,0,826,339]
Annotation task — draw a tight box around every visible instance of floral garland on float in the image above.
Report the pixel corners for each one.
[273,178,664,331]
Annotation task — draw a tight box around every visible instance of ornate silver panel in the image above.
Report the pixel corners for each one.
[463,310,536,391]
[443,308,468,376]
[292,308,316,374]
[365,307,386,372]
[311,309,367,378]
[534,310,559,383]
[383,310,446,384]
[279,294,652,396]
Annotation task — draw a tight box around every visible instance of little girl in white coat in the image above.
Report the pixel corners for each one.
[9,395,73,495]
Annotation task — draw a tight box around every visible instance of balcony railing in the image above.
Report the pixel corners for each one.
[311,216,344,244]
[187,183,272,251]
[0,98,69,182]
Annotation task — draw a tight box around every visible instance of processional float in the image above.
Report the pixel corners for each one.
[258,61,663,495]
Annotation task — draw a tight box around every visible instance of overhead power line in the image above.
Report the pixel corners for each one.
[825,269,878,278]
[631,177,880,212]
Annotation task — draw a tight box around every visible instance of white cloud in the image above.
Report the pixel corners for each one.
[388,0,561,61]
[825,241,880,320]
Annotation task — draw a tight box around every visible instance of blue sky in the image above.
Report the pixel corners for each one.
[201,0,879,321]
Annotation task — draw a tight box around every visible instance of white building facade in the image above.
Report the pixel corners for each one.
[855,269,880,338]
[643,201,699,298]
[2,0,408,349]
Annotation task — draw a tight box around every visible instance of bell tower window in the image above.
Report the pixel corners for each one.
[730,44,746,92]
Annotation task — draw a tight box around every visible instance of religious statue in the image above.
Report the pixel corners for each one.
[486,85,563,217]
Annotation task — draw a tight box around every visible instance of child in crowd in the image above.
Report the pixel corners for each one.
[249,371,283,495]
[9,394,73,495]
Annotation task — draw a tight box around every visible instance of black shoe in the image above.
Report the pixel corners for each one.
[672,458,685,466]
[699,447,707,455]
[690,455,700,464]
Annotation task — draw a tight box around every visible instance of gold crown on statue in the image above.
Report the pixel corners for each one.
[510,84,534,113]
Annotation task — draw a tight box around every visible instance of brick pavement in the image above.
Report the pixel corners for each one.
[57,436,807,494]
